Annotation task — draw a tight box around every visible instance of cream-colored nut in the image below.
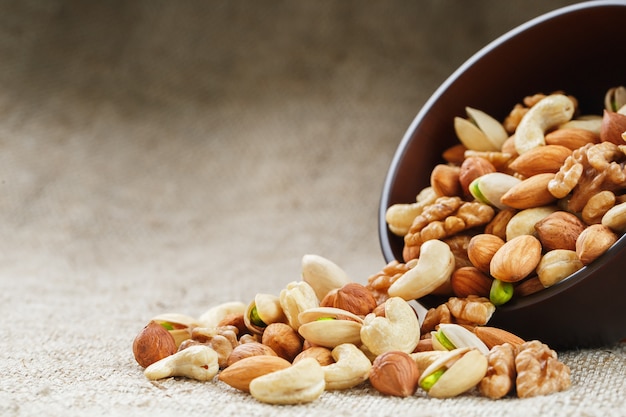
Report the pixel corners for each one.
[297,307,363,348]
[385,187,438,236]
[322,343,372,390]
[360,297,420,356]
[369,350,421,397]
[490,235,543,282]
[536,249,583,288]
[469,172,521,210]
[514,94,575,154]
[279,281,319,330]
[576,224,618,265]
[219,355,291,392]
[582,190,616,225]
[301,254,351,302]
[431,323,489,355]
[544,127,599,150]
[558,116,602,137]
[197,301,247,328]
[144,345,219,381]
[454,107,509,151]
[505,206,558,241]
[244,293,286,335]
[459,157,497,197]
[261,322,303,362]
[387,239,455,300]
[249,357,326,405]
[189,333,234,369]
[419,347,488,398]
[150,313,196,348]
[409,350,447,374]
[602,201,626,232]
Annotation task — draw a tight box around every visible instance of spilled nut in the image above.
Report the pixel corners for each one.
[418,347,488,398]
[144,345,219,382]
[431,323,489,355]
[360,297,420,356]
[322,343,372,390]
[249,357,325,405]
[297,307,363,348]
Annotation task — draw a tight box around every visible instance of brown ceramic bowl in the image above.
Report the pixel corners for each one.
[378,1,626,349]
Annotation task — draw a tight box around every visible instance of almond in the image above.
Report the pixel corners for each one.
[544,127,599,150]
[500,173,557,209]
[218,355,291,392]
[490,235,542,282]
[474,326,525,349]
[508,144,572,177]
[450,266,493,298]
[467,233,505,273]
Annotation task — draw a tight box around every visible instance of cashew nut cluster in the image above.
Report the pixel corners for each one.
[385,86,626,306]
[133,251,571,404]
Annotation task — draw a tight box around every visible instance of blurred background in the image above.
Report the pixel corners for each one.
[0,0,583,309]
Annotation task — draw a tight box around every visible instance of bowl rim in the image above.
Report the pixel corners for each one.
[378,0,626,311]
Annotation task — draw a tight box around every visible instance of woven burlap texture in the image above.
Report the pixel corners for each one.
[1,1,624,416]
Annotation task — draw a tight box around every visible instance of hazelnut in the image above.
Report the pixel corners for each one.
[320,282,377,316]
[369,351,420,397]
[261,322,303,362]
[459,157,496,196]
[132,321,177,368]
[575,224,618,265]
[534,211,586,251]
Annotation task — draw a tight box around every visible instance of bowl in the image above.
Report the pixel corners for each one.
[378,0,626,349]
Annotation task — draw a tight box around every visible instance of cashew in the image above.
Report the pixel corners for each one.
[249,357,325,405]
[360,297,420,356]
[301,254,351,301]
[514,94,575,154]
[385,187,438,236]
[387,239,455,300]
[322,343,372,390]
[197,301,246,328]
[279,281,319,330]
[144,345,219,381]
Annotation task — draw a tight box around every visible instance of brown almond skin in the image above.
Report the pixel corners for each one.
[450,266,492,298]
[509,144,572,177]
[474,326,525,349]
[226,342,277,367]
[218,355,291,392]
[132,321,178,368]
[545,127,599,150]
[534,211,586,251]
[467,233,505,273]
[500,173,557,209]
[490,235,542,282]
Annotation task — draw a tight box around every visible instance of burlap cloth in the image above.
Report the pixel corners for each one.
[1,1,624,416]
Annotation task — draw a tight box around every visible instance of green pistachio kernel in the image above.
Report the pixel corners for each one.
[434,330,456,351]
[316,317,335,321]
[420,368,446,391]
[490,279,514,306]
[160,322,174,331]
[249,306,267,328]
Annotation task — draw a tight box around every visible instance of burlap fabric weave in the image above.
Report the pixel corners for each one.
[1,1,624,416]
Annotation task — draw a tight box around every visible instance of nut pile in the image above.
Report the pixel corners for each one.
[383,87,626,306]
[133,254,571,404]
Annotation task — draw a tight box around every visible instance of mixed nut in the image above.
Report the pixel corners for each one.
[128,87,626,404]
[383,86,626,306]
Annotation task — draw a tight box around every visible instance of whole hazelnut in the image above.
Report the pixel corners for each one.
[369,351,420,397]
[261,322,303,362]
[132,321,177,368]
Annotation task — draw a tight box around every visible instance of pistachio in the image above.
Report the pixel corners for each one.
[418,348,488,398]
[489,279,514,306]
[297,307,363,348]
[469,172,521,210]
[431,323,489,355]
[454,107,508,151]
[244,293,286,335]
